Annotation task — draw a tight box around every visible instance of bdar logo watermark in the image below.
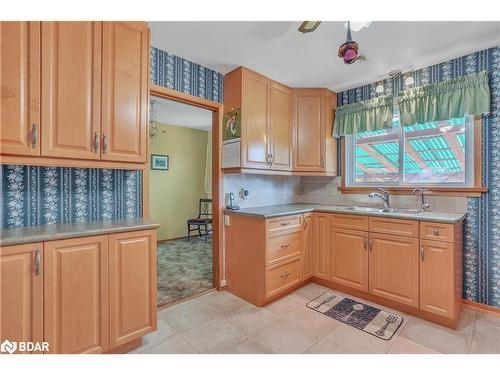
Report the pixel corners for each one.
[1,340,49,354]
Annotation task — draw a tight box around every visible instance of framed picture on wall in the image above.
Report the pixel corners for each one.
[151,154,169,171]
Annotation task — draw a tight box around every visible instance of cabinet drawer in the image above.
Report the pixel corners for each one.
[265,257,301,298]
[266,215,302,235]
[420,222,454,242]
[369,217,419,238]
[332,214,368,231]
[267,231,301,266]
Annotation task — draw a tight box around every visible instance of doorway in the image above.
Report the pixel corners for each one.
[147,87,222,308]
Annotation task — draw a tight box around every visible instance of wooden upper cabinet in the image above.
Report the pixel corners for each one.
[270,82,292,171]
[242,69,271,168]
[223,67,293,171]
[0,243,43,352]
[292,88,337,174]
[330,228,369,292]
[101,21,148,163]
[44,235,109,354]
[293,89,323,171]
[369,233,419,307]
[313,212,330,279]
[109,230,157,348]
[0,21,40,156]
[41,22,101,160]
[419,239,455,318]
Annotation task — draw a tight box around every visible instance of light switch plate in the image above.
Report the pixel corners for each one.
[224,215,230,226]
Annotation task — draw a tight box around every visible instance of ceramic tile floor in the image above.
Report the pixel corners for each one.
[130,283,500,354]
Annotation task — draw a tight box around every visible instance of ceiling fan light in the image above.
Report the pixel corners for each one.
[298,21,321,33]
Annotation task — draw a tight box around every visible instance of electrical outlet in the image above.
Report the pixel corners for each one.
[220,279,227,287]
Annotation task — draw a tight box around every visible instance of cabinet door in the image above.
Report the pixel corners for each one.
[109,230,157,348]
[0,21,40,156]
[369,233,419,307]
[312,213,330,279]
[44,236,109,354]
[41,22,101,160]
[241,70,270,169]
[330,228,368,292]
[102,22,148,163]
[0,243,43,353]
[302,213,313,279]
[293,89,325,172]
[270,82,292,171]
[420,240,455,318]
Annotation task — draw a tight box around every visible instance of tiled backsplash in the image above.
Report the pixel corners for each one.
[223,174,301,208]
[223,174,468,213]
[299,176,468,213]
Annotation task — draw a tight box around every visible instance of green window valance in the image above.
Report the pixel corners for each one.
[333,95,394,138]
[398,70,490,126]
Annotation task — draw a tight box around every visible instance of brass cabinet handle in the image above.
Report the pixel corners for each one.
[363,236,367,251]
[420,245,425,261]
[31,124,38,148]
[280,271,291,278]
[34,250,41,276]
[94,132,99,153]
[321,156,325,169]
[432,229,440,236]
[369,238,373,252]
[280,243,290,249]
[280,222,290,226]
[102,133,108,153]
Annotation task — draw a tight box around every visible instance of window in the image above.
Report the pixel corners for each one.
[345,109,475,188]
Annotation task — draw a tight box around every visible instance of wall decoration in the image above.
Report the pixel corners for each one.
[151,154,169,171]
[150,46,224,103]
[1,165,142,228]
[337,47,500,307]
[223,109,241,141]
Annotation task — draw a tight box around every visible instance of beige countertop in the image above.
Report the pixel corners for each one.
[0,218,160,247]
[224,203,467,223]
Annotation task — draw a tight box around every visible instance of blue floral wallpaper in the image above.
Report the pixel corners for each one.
[1,165,143,228]
[150,46,224,103]
[337,47,500,307]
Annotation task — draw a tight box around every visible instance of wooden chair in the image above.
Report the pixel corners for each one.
[187,199,212,242]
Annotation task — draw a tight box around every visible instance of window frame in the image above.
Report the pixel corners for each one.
[340,116,486,197]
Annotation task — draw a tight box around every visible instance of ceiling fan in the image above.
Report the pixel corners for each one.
[298,21,372,64]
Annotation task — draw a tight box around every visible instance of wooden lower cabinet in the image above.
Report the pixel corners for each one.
[265,257,302,299]
[369,233,419,307]
[312,213,330,279]
[420,239,455,318]
[108,230,157,348]
[329,228,369,292]
[0,243,43,353]
[302,213,313,278]
[1,228,157,354]
[44,235,109,354]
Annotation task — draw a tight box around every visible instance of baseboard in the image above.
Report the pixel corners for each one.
[462,299,500,317]
[157,236,188,243]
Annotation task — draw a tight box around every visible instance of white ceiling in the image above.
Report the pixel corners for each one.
[149,21,500,92]
[151,96,212,131]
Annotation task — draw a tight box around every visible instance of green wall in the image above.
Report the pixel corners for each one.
[150,123,209,241]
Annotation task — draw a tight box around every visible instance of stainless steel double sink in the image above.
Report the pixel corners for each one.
[338,206,422,215]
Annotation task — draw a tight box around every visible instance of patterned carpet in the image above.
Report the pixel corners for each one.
[157,237,213,307]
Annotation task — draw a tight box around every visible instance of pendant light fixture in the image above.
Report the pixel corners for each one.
[338,21,360,65]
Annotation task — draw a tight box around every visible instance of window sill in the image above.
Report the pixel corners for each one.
[339,186,487,197]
